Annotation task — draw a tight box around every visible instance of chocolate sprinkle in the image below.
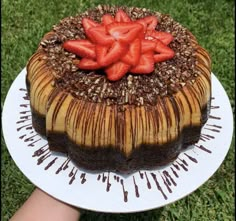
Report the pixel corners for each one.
[40,5,199,107]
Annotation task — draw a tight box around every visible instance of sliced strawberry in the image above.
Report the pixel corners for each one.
[106,22,143,43]
[82,18,100,32]
[96,41,128,67]
[130,52,154,74]
[62,40,96,59]
[121,38,141,66]
[154,39,175,62]
[77,58,101,70]
[87,26,114,45]
[105,61,130,81]
[115,9,131,22]
[102,14,115,26]
[146,30,174,45]
[141,39,156,53]
[137,16,158,31]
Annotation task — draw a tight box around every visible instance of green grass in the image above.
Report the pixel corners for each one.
[1,0,235,220]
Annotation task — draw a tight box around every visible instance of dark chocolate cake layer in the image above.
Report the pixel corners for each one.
[26,5,211,173]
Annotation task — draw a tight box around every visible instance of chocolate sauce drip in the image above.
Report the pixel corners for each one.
[204,128,221,133]
[206,124,222,129]
[20,110,31,114]
[45,157,58,170]
[170,167,179,178]
[23,96,30,100]
[172,163,180,170]
[184,153,198,163]
[20,104,30,108]
[179,158,188,166]
[55,158,70,174]
[106,172,111,192]
[33,144,49,157]
[177,161,188,171]
[28,138,42,147]
[144,172,151,189]
[16,119,31,124]
[102,173,107,182]
[163,170,177,186]
[19,88,27,91]
[161,174,172,193]
[16,123,32,131]
[63,159,70,170]
[24,134,38,142]
[139,171,144,179]
[114,175,120,182]
[150,173,167,200]
[80,173,87,184]
[195,144,212,153]
[209,115,221,120]
[120,179,128,202]
[19,134,27,139]
[97,174,101,181]
[133,176,140,198]
[200,133,215,141]
[210,105,220,109]
[20,115,31,120]
[69,167,75,177]
[37,151,51,165]
[162,172,171,186]
[69,169,78,185]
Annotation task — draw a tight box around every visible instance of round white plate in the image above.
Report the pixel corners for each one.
[2,68,233,213]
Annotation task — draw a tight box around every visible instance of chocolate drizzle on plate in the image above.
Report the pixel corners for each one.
[56,157,71,174]
[184,153,198,163]
[120,179,128,202]
[80,173,87,184]
[14,85,224,203]
[45,157,58,170]
[133,176,140,198]
[151,173,168,200]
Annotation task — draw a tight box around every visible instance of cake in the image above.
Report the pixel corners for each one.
[26,5,211,173]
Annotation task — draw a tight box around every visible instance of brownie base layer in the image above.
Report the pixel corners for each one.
[30,102,210,173]
[47,128,200,173]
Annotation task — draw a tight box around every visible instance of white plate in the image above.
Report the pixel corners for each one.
[2,68,233,213]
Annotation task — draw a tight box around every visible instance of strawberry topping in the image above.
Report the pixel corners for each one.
[115,9,132,22]
[63,9,175,81]
[96,41,128,66]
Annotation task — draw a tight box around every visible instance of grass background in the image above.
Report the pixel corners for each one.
[1,0,235,220]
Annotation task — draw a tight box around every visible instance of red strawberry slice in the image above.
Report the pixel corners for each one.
[102,14,115,26]
[154,39,175,62]
[82,18,100,32]
[121,38,141,66]
[137,16,158,31]
[96,41,128,67]
[141,39,156,53]
[105,61,130,81]
[115,9,131,22]
[62,40,96,59]
[146,30,174,45]
[106,22,143,43]
[130,52,154,74]
[87,26,114,45]
[77,58,101,70]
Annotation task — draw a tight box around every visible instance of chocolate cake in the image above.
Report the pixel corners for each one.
[26,5,211,173]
